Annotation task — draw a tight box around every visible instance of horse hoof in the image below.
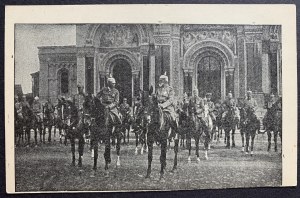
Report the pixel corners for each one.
[197,158,201,163]
[104,171,109,178]
[245,152,249,155]
[145,174,151,179]
[171,168,177,174]
[188,157,191,163]
[159,175,165,182]
[134,149,138,155]
[205,155,208,160]
[116,157,120,167]
[241,147,245,152]
[71,162,75,167]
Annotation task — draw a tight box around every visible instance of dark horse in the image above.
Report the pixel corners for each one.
[89,96,123,176]
[222,106,239,148]
[43,102,55,142]
[240,107,260,155]
[15,107,24,146]
[144,88,179,180]
[263,97,282,152]
[65,101,90,167]
[22,104,44,146]
[121,112,133,145]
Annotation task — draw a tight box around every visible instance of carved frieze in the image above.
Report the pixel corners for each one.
[182,30,237,54]
[154,36,171,45]
[99,25,139,48]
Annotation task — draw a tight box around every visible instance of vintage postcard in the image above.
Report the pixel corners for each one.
[5,4,297,193]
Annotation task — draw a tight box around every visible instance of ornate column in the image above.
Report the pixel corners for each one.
[225,68,235,97]
[132,70,140,106]
[76,52,85,89]
[237,26,246,97]
[183,68,193,97]
[170,25,181,96]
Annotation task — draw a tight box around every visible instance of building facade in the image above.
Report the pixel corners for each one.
[38,24,282,107]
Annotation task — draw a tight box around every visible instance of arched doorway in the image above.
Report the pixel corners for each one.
[197,56,222,102]
[111,59,133,106]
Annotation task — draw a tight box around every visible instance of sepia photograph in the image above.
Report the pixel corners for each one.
[5,5,297,193]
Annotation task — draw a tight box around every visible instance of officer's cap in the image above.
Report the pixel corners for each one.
[107,77,116,84]
[159,72,168,82]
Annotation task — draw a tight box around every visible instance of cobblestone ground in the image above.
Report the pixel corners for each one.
[15,129,282,192]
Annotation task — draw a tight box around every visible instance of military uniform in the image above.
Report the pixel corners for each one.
[96,86,122,124]
[204,96,216,121]
[74,92,86,112]
[243,97,257,111]
[15,100,23,119]
[156,84,177,122]
[189,95,204,117]
[32,99,43,122]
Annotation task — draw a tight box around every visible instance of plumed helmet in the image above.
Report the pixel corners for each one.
[159,72,168,82]
[206,93,212,97]
[107,74,116,84]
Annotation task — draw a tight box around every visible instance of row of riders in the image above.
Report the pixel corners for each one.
[14,73,282,179]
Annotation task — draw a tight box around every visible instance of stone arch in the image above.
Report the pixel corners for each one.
[101,49,140,74]
[183,40,235,70]
[85,24,147,47]
[183,40,235,100]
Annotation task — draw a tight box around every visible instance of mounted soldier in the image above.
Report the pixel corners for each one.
[204,93,216,121]
[243,90,258,115]
[189,87,205,124]
[156,72,178,138]
[32,96,43,123]
[119,97,133,144]
[15,95,23,119]
[73,84,86,119]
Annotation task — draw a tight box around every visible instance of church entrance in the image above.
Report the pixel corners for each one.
[197,56,222,102]
[111,59,133,106]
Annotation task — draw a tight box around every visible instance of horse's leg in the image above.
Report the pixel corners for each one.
[48,125,52,142]
[274,130,278,152]
[187,132,192,163]
[232,128,236,147]
[245,132,250,154]
[267,130,271,151]
[172,134,179,172]
[241,130,245,152]
[159,138,167,180]
[34,128,38,146]
[116,127,121,166]
[204,130,209,160]
[225,129,230,148]
[127,126,130,145]
[93,137,99,171]
[104,126,112,171]
[195,135,200,163]
[70,137,76,166]
[145,134,153,179]
[78,136,85,167]
[135,132,139,155]
[250,132,255,156]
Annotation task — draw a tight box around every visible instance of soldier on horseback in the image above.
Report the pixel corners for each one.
[119,97,132,144]
[156,73,178,139]
[96,76,122,167]
[32,96,43,122]
[15,95,23,119]
[243,90,258,114]
[189,87,205,124]
[222,92,236,115]
[204,93,216,121]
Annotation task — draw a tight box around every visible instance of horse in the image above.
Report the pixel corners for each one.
[120,112,133,145]
[222,106,239,148]
[212,105,224,142]
[64,102,90,167]
[43,103,55,142]
[89,96,123,176]
[132,106,149,155]
[263,97,282,152]
[240,107,260,155]
[15,107,24,146]
[21,104,43,146]
[145,89,179,180]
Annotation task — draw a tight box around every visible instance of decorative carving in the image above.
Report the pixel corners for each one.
[99,25,139,47]
[245,33,263,42]
[154,36,171,45]
[182,30,237,54]
[86,24,147,46]
[172,40,180,94]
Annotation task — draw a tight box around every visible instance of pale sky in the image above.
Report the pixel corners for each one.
[15,24,76,94]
